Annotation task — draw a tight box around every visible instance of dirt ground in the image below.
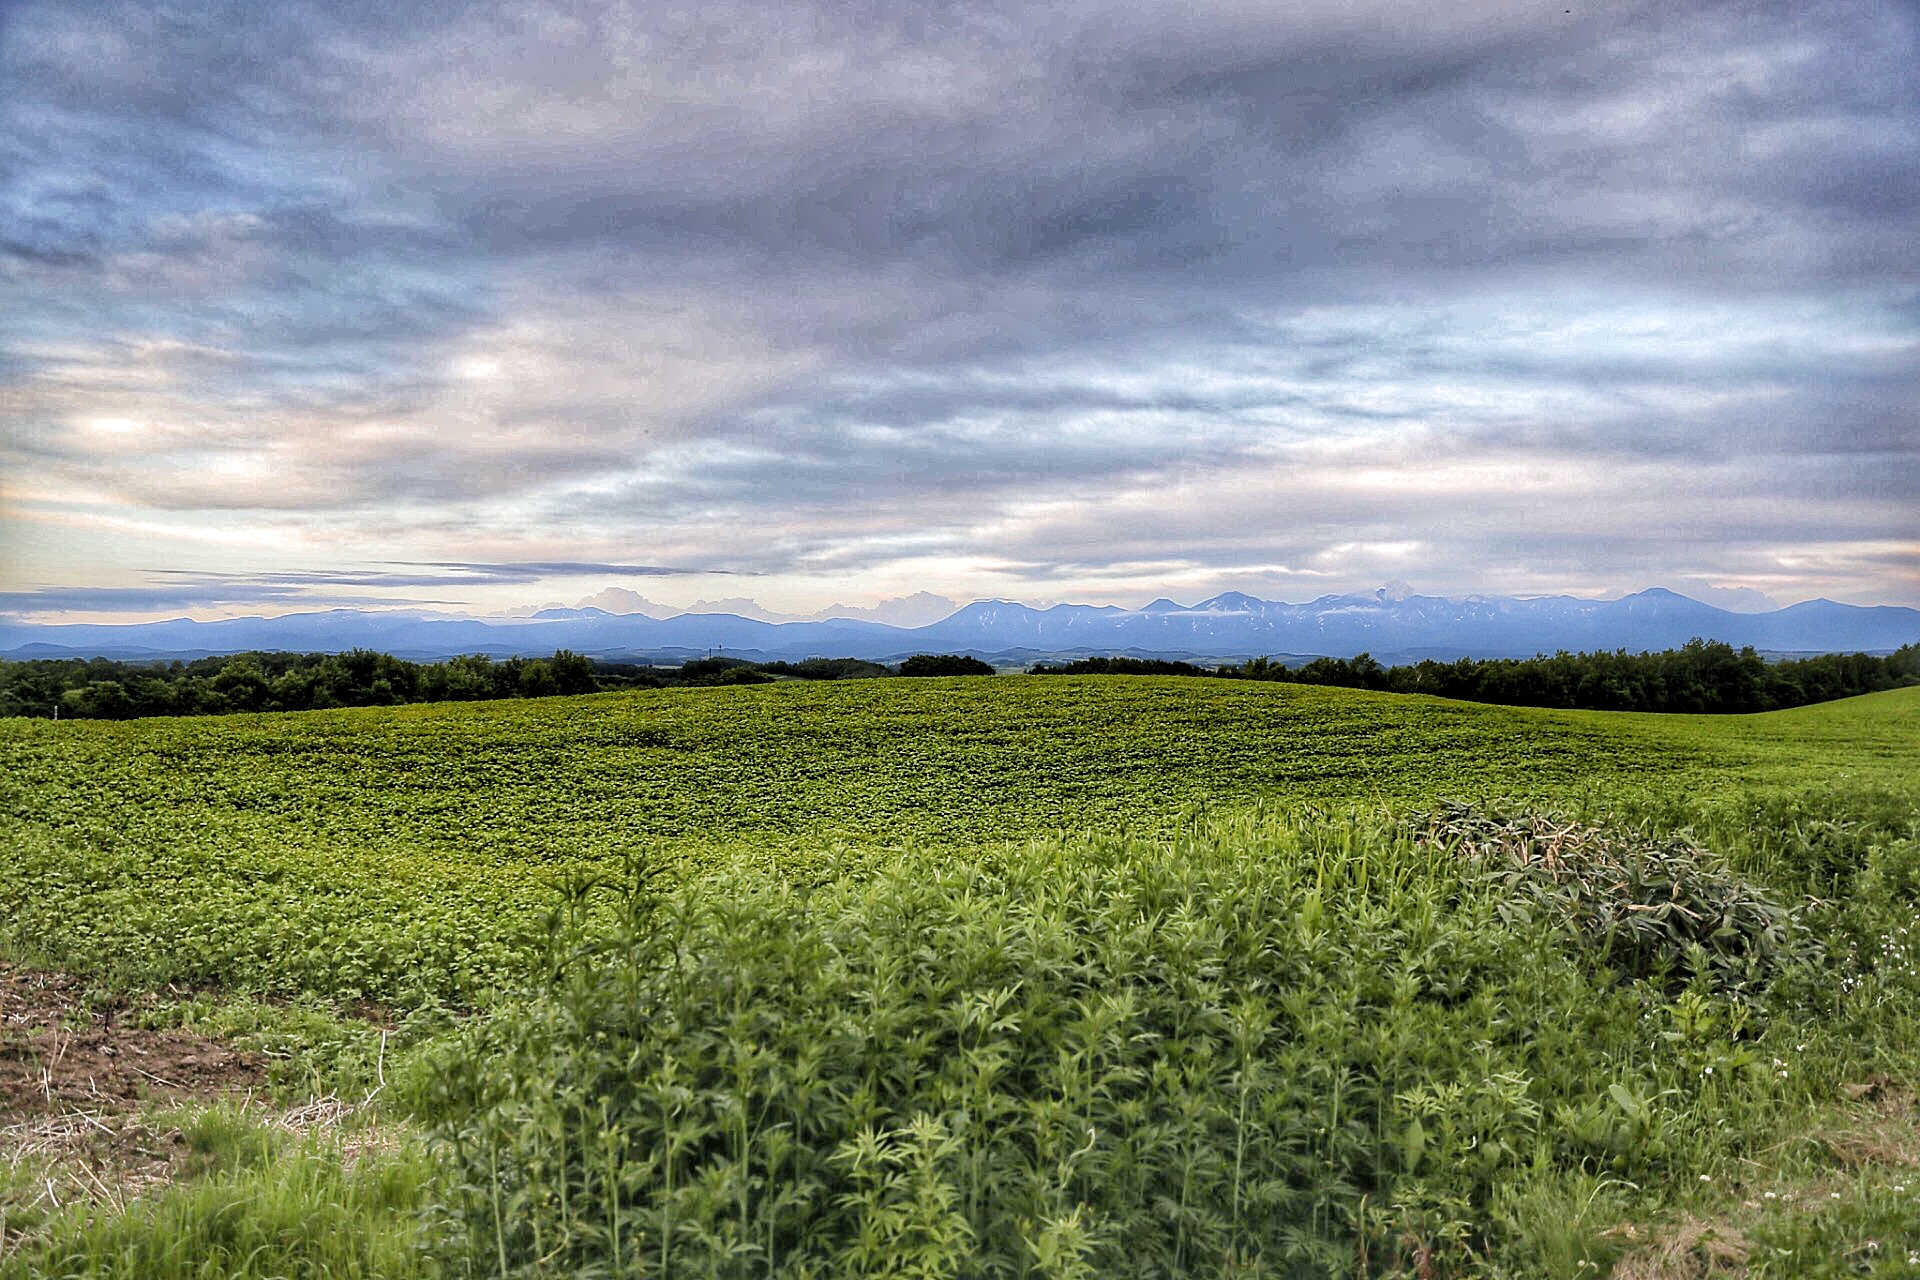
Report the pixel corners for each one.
[0,961,263,1116]
[2,961,277,1252]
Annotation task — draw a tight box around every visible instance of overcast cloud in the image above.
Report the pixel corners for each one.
[2,0,1915,620]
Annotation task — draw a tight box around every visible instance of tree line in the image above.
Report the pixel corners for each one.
[1030,638,1920,714]
[0,650,996,719]
[11,638,1907,720]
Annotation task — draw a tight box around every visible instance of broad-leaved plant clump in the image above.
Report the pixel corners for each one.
[425,813,1726,1278]
[1417,802,1812,999]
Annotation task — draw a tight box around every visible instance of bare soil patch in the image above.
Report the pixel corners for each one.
[1,962,276,1255]
[1,960,265,1115]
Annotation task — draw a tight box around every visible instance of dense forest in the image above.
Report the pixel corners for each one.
[1032,638,1920,714]
[0,650,993,719]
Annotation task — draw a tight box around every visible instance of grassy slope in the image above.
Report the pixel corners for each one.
[1620,684,1920,785]
[3,682,1918,1277]
[2,679,1914,1004]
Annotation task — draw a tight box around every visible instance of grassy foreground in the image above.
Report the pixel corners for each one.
[2,679,1918,1277]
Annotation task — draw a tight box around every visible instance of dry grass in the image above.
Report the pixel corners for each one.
[1603,1084,1920,1279]
[1,1093,408,1262]
[1609,1217,1751,1280]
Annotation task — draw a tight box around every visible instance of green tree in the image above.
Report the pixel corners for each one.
[548,650,598,695]
[209,656,271,712]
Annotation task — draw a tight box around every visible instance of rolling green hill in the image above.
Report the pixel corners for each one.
[3,679,1915,1005]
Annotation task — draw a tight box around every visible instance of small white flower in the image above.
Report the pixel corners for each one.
[1699,1174,1712,1182]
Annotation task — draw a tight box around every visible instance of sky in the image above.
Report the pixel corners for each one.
[2,0,1916,624]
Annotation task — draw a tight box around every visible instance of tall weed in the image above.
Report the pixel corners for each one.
[427,814,1703,1277]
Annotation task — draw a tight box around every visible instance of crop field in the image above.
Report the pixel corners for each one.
[3,678,1913,1006]
[2,677,1919,1277]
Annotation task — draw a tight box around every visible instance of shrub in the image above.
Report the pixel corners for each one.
[898,654,995,677]
[1028,657,1209,677]
[762,657,893,681]
[1415,802,1810,999]
[1859,836,1920,906]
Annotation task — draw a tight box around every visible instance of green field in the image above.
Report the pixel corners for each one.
[3,679,1918,1277]
[3,678,1914,1004]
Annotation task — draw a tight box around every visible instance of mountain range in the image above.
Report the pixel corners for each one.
[4,587,1916,665]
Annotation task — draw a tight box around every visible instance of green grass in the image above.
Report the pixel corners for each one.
[3,1120,437,1280]
[421,807,1920,1278]
[2,679,1917,1277]
[3,679,1914,1006]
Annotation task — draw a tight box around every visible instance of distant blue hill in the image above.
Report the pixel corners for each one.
[2,587,1915,664]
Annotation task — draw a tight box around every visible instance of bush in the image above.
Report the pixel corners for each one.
[1416,802,1811,999]
[674,657,774,685]
[1859,836,1920,906]
[898,654,995,677]
[1029,657,1209,677]
[763,657,893,681]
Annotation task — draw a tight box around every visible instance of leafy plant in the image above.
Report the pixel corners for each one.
[1416,802,1812,998]
[424,815,1629,1277]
